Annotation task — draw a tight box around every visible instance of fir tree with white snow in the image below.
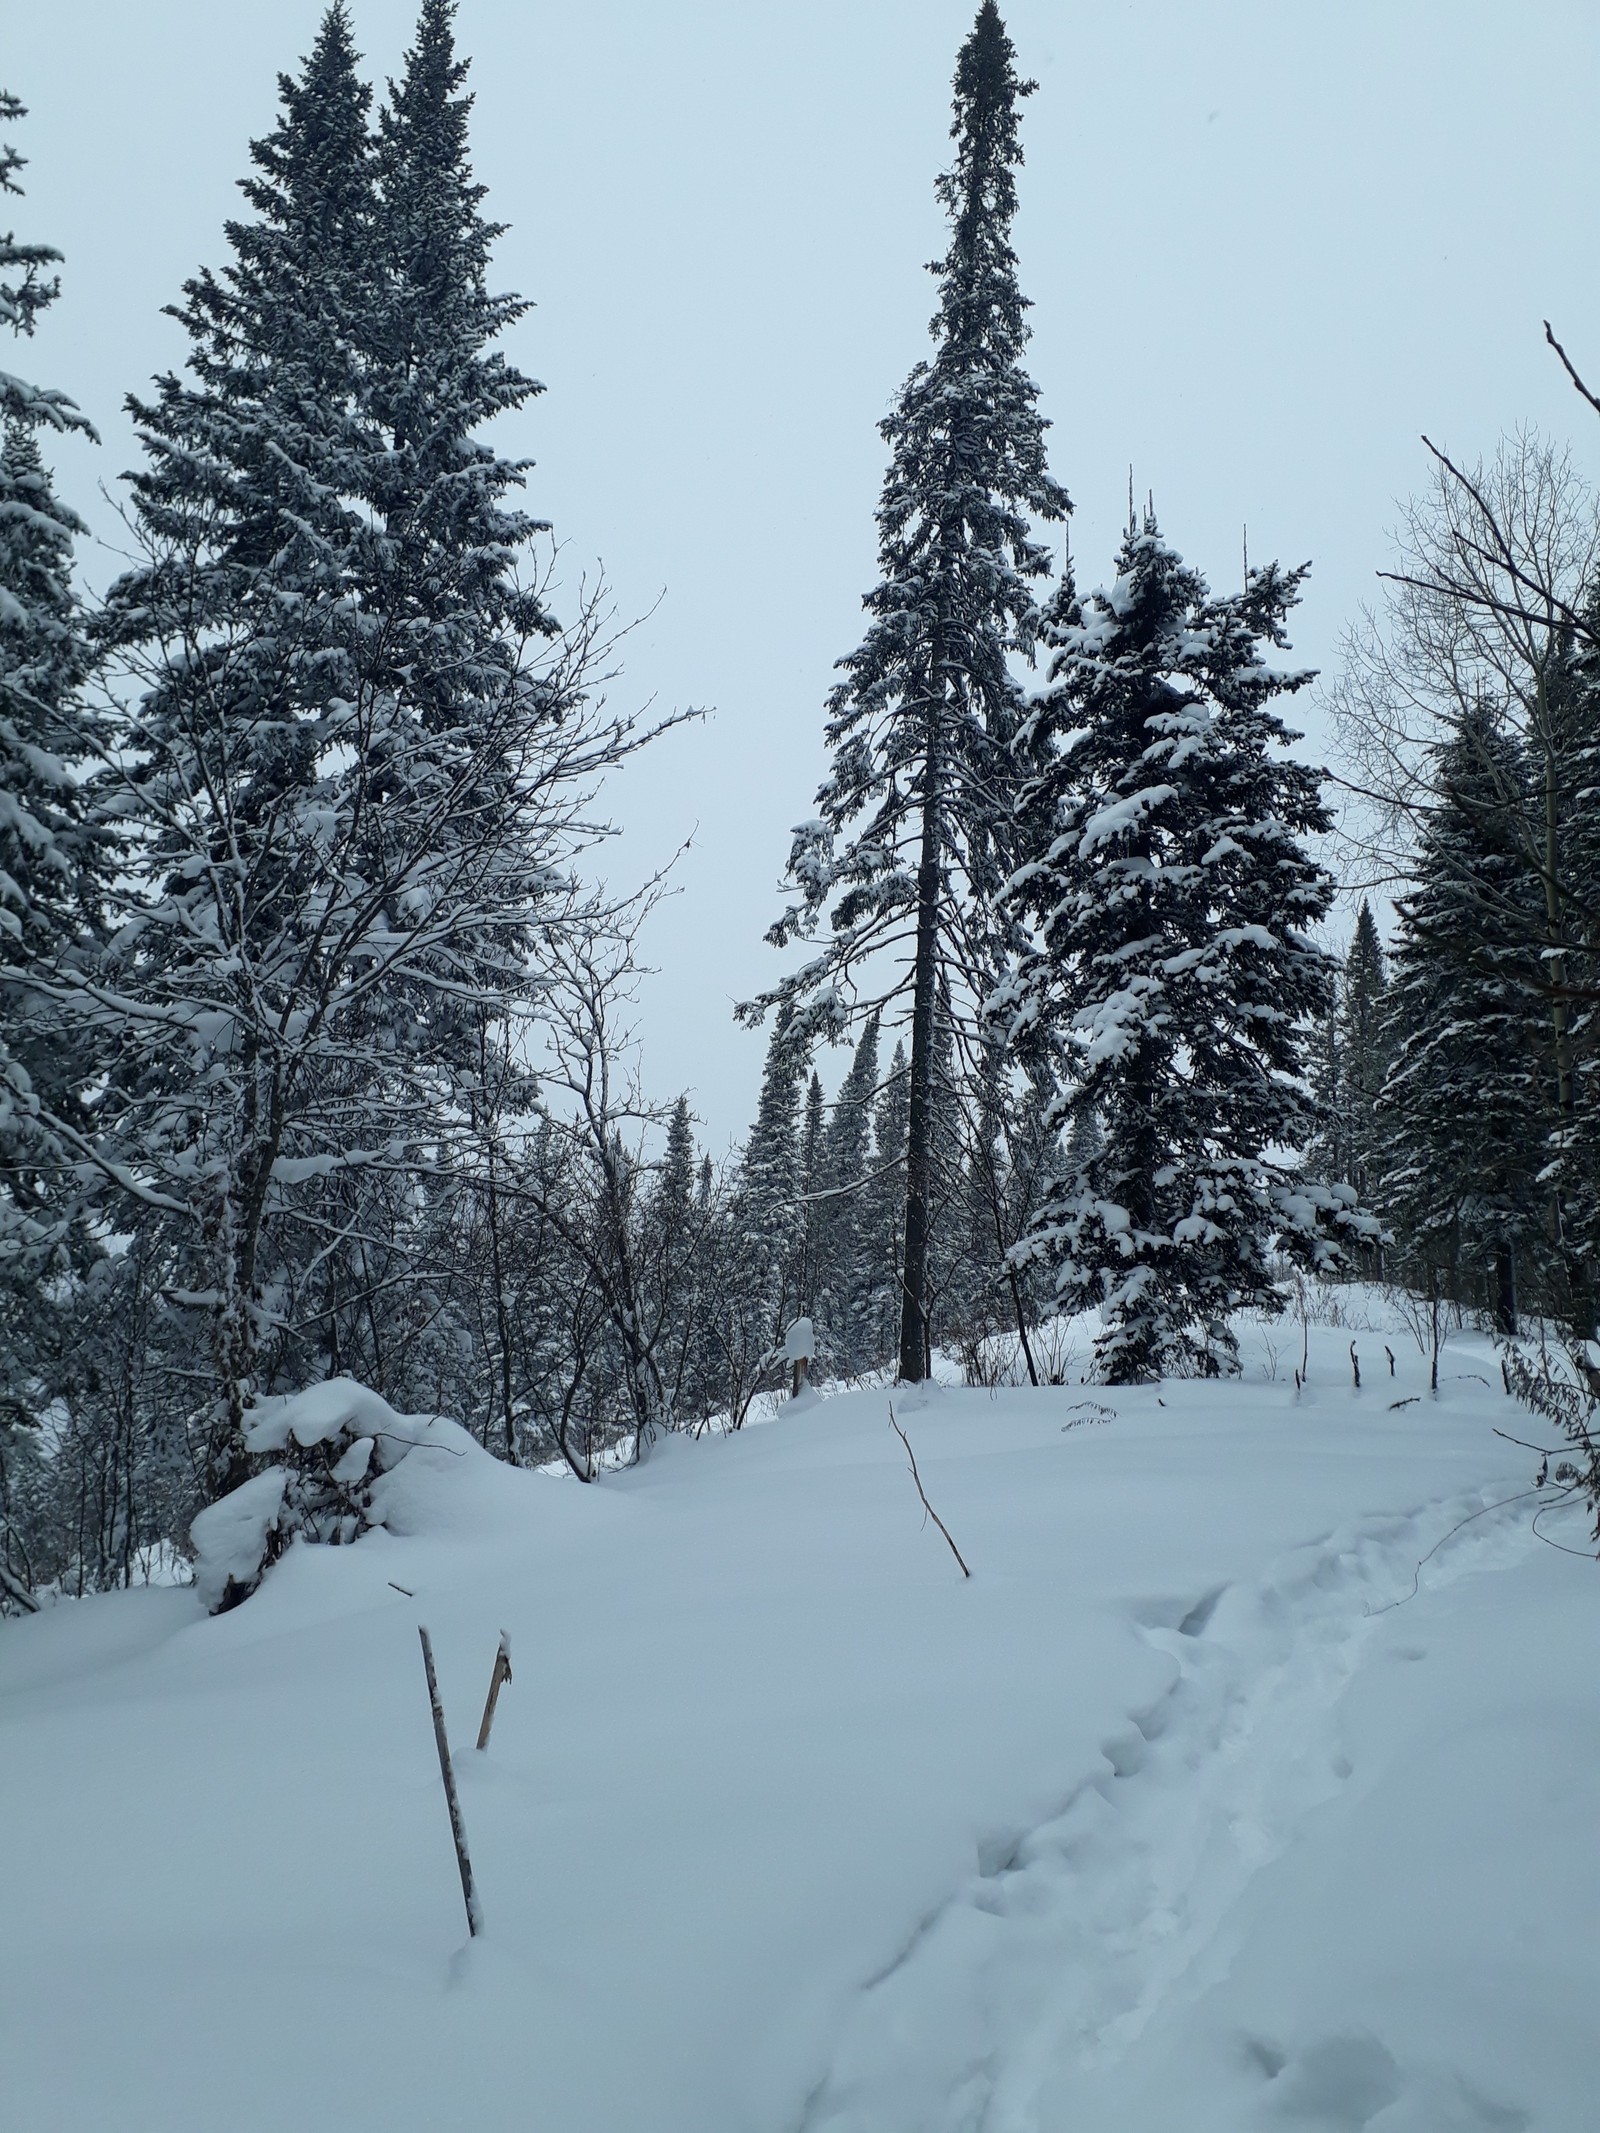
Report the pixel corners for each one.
[744,1,1067,1383]
[1376,700,1548,1332]
[1002,514,1365,1381]
[0,92,102,1267]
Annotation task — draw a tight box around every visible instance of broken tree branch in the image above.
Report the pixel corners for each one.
[475,1630,513,1752]
[888,1407,971,1579]
[418,1625,482,1937]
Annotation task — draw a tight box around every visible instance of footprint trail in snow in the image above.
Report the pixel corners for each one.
[801,1486,1537,2133]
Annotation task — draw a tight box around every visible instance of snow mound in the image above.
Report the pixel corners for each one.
[3,1298,1593,2131]
[192,1379,492,1611]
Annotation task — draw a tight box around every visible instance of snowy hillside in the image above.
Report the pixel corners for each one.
[2,1301,1594,2133]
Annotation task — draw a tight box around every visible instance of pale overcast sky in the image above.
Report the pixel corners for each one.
[10,0,1600,1141]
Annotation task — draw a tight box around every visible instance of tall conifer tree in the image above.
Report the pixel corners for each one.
[745,3,1066,1382]
[868,1041,912,1365]
[1003,517,1360,1380]
[737,1015,806,1347]
[0,92,101,1263]
[1337,900,1389,1219]
[92,9,381,1494]
[91,4,593,1526]
[816,1014,880,1369]
[0,89,102,1611]
[1377,703,1547,1330]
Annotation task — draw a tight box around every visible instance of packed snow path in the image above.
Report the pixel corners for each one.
[1,1304,1593,2131]
[805,1485,1548,2131]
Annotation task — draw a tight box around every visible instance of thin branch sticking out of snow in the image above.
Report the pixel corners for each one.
[889,1407,971,1579]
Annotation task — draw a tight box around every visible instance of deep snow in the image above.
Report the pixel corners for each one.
[1,1300,1594,2131]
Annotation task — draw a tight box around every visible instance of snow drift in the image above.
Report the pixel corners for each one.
[1,1300,1594,2131]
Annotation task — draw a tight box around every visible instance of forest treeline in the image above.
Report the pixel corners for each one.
[4,2,1600,1608]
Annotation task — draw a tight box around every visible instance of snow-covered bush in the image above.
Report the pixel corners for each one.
[190,1381,471,1613]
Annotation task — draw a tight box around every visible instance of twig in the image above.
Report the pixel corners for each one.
[475,1630,513,1752]
[888,1408,971,1578]
[388,1581,415,1597]
[1063,1399,1114,1429]
[1545,318,1600,421]
[1388,1396,1420,1410]
[1531,1493,1600,1559]
[1350,1341,1361,1390]
[1365,1489,1541,1616]
[1492,1425,1565,1457]
[418,1626,482,1937]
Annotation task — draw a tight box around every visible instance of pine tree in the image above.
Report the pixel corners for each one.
[745,3,1067,1383]
[1377,701,1547,1331]
[1004,515,1361,1381]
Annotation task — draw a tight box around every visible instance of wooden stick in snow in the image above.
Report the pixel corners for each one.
[417,1625,482,1937]
[889,1408,971,1579]
[475,1630,513,1751]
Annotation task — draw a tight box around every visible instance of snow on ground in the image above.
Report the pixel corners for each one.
[1,1296,1594,2131]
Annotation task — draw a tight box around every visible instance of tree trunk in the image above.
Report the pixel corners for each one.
[899,756,942,1384]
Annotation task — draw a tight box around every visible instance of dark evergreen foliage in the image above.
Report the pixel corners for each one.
[0,89,106,1610]
[1002,516,1364,1380]
[814,1016,881,1373]
[1376,703,1549,1332]
[744,2,1067,1381]
[0,93,102,1260]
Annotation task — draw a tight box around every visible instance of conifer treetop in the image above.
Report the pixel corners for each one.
[0,92,95,440]
[748,3,1066,1047]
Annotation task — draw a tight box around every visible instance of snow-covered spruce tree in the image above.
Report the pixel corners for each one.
[735,1011,807,1353]
[1337,900,1390,1221]
[1309,899,1390,1238]
[1376,701,1548,1332]
[289,0,565,1399]
[89,9,635,1576]
[1533,617,1600,1329]
[743,2,1067,1383]
[649,1094,716,1424]
[1002,516,1366,1381]
[1330,436,1600,1329]
[815,1014,880,1373]
[943,1032,1047,1373]
[798,1068,826,1316]
[0,95,102,1261]
[865,1040,912,1365]
[88,9,384,1509]
[0,91,105,1610]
